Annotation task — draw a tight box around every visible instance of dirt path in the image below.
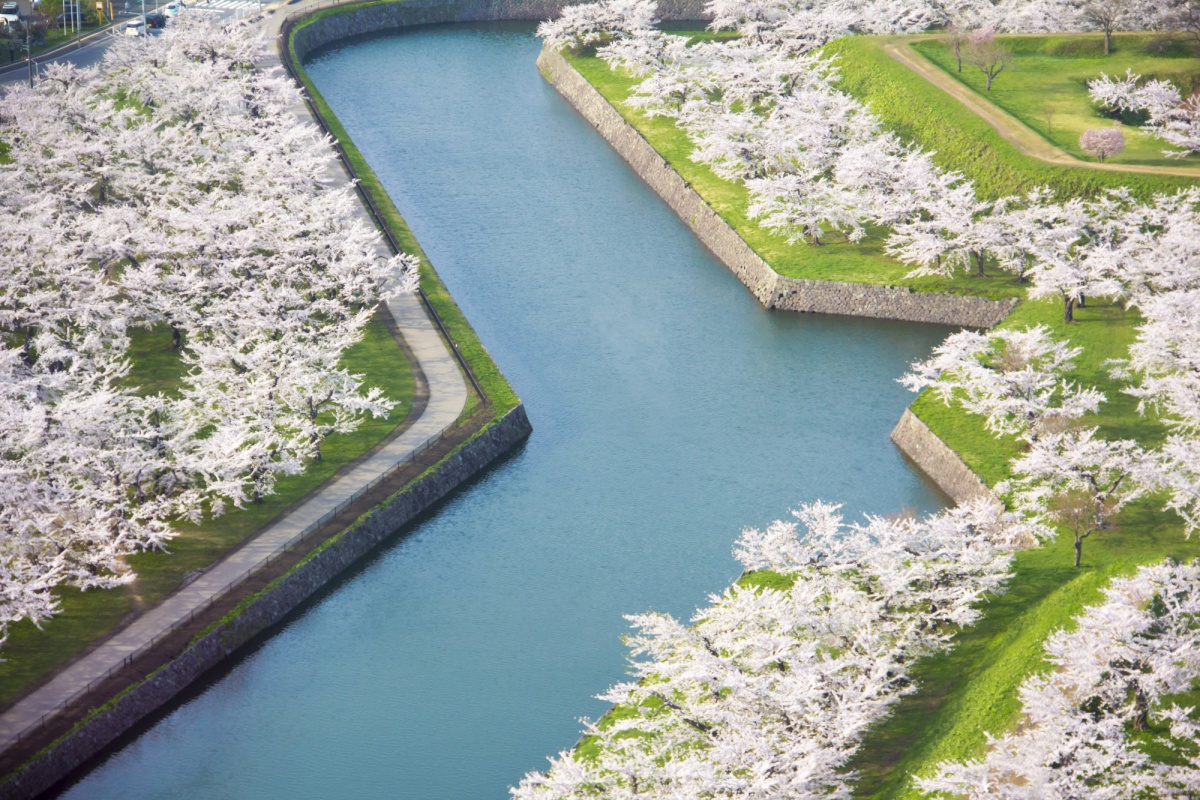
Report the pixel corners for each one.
[882,37,1200,179]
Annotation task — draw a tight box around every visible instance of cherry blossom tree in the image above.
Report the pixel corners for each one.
[1149,94,1200,157]
[886,178,997,277]
[1088,68,1180,117]
[944,21,968,71]
[1120,289,1200,535]
[1080,125,1126,161]
[901,325,1105,443]
[513,500,1045,800]
[920,560,1200,797]
[537,0,658,50]
[1025,190,1144,322]
[964,26,1010,91]
[1083,0,1148,54]
[1086,69,1200,156]
[1003,428,1153,567]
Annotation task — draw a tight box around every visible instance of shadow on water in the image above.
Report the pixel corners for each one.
[60,23,955,800]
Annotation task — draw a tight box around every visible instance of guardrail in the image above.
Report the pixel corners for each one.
[8,413,476,750]
[4,3,492,755]
[275,1,491,405]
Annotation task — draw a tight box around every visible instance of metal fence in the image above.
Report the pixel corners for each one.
[7,0,493,753]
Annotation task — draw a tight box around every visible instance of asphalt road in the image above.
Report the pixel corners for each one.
[0,0,261,84]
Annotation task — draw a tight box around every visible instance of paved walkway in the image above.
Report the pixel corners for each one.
[0,3,469,754]
[884,37,1200,179]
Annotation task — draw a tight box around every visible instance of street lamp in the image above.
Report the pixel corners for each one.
[25,0,37,88]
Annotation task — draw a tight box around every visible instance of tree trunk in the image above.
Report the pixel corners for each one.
[171,324,182,349]
[1132,686,1149,731]
[1104,28,1111,55]
[973,251,985,277]
[1064,296,1075,323]
[986,73,993,91]
[20,324,34,365]
[1074,535,1083,567]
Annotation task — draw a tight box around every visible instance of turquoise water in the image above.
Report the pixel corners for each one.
[60,23,952,799]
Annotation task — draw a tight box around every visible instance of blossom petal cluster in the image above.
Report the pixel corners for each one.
[1088,68,1200,157]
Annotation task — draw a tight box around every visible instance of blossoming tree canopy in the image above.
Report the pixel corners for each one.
[512,500,1046,800]
[0,16,419,647]
[921,560,1200,798]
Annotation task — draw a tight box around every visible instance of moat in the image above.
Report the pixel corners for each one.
[63,22,953,799]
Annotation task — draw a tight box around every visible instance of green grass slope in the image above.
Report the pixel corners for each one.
[827,35,1199,199]
[910,33,1200,168]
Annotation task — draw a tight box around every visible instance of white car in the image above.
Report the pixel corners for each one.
[0,2,20,25]
[162,1,182,16]
[123,17,145,34]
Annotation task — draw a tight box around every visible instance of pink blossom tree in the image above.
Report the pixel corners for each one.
[1080,124,1126,161]
[965,26,1010,91]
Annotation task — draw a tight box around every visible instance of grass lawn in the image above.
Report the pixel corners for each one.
[0,313,416,708]
[910,33,1200,168]
[562,30,1200,797]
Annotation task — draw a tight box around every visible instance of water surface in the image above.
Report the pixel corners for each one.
[62,23,951,799]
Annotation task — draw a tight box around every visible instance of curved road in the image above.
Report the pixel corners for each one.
[883,36,1200,179]
[0,0,468,756]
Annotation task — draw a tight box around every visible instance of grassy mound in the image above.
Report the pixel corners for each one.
[908,32,1200,168]
[825,35,1200,198]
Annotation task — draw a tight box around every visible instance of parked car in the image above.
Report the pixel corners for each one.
[0,2,20,25]
[144,9,164,26]
[55,9,90,24]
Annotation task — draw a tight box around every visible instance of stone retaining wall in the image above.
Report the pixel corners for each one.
[537,46,1018,329]
[771,278,1017,328]
[0,406,532,800]
[290,0,712,61]
[889,408,995,505]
